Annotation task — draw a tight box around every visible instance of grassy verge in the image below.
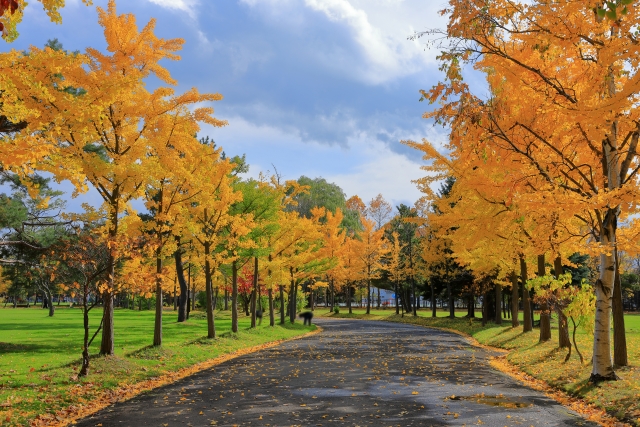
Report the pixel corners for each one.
[0,307,315,426]
[349,308,639,426]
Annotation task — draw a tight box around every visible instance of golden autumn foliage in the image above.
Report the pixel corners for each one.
[354,216,388,313]
[1,0,229,353]
[407,0,640,380]
[317,208,346,299]
[0,0,92,41]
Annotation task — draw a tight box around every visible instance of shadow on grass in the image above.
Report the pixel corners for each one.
[127,345,175,360]
[0,342,52,353]
[0,322,80,331]
[35,352,133,377]
[569,378,596,395]
[186,328,259,346]
[520,345,567,366]
[486,331,527,347]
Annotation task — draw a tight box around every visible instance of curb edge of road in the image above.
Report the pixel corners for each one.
[46,326,323,427]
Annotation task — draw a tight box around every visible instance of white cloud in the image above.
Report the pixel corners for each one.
[303,0,445,84]
[238,0,307,28]
[146,0,199,19]
[196,30,212,49]
[227,42,273,74]
[239,0,446,84]
[199,114,427,206]
[239,0,294,6]
[324,137,425,207]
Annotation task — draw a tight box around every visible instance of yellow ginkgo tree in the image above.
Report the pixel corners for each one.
[385,231,404,315]
[4,0,227,354]
[186,144,242,339]
[356,216,388,314]
[0,0,92,41]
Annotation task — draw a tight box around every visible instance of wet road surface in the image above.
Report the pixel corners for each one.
[76,318,597,427]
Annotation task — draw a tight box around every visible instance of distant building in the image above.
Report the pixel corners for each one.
[360,287,427,308]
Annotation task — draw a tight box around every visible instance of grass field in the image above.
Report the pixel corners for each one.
[316,306,640,425]
[0,307,315,426]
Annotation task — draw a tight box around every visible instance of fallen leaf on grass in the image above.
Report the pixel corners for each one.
[31,329,323,427]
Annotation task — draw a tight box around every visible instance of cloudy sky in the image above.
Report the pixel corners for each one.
[6,0,454,210]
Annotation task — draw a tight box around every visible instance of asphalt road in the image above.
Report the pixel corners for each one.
[75,318,597,427]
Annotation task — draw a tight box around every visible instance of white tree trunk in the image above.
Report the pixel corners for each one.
[591,211,617,381]
[591,63,621,380]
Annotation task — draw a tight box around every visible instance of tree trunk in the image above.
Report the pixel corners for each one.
[251,257,259,328]
[366,273,371,314]
[175,246,189,322]
[232,260,239,333]
[510,271,519,327]
[553,256,571,349]
[538,254,551,342]
[589,67,620,382]
[44,287,55,317]
[204,245,215,339]
[331,281,335,309]
[448,281,455,318]
[173,276,177,311]
[494,283,502,324]
[224,288,229,311]
[589,220,616,380]
[520,255,532,333]
[347,282,352,314]
[405,287,412,313]
[100,288,114,355]
[79,282,90,377]
[191,266,196,312]
[99,206,118,357]
[186,262,192,320]
[431,282,436,317]
[330,279,335,312]
[243,295,250,315]
[279,285,285,325]
[289,268,296,323]
[411,277,417,316]
[481,291,488,326]
[268,288,275,327]
[377,287,381,309]
[153,254,163,346]
[612,253,628,366]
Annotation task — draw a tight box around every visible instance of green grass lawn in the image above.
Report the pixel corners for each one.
[0,306,314,426]
[315,306,640,425]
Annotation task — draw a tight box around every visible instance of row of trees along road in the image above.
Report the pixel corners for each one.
[3,0,640,385]
[403,0,640,382]
[0,0,417,378]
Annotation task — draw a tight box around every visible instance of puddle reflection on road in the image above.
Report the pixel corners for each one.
[446,393,533,409]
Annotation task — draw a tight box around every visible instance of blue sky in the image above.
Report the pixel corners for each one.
[5,0,455,211]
